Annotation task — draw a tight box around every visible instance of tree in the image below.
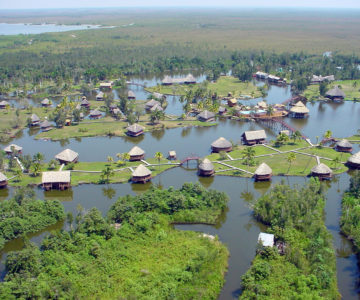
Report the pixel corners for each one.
[319,81,329,96]
[101,166,114,184]
[266,105,274,116]
[33,152,45,164]
[14,169,22,182]
[332,156,341,170]
[324,130,332,140]
[242,147,256,166]
[287,153,296,173]
[73,109,81,123]
[122,153,130,161]
[107,156,113,164]
[31,162,41,177]
[291,130,302,143]
[276,132,290,147]
[154,151,163,164]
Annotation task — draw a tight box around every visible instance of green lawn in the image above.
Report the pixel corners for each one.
[146,76,262,98]
[301,146,351,162]
[270,140,310,152]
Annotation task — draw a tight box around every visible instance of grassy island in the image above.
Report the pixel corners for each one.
[241,180,339,299]
[0,188,65,249]
[0,183,229,299]
[146,76,262,98]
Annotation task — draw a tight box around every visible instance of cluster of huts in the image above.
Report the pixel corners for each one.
[255,71,286,84]
[310,75,335,84]
[161,74,196,85]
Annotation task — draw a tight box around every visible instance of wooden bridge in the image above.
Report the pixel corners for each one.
[180,155,201,167]
[257,118,308,140]
[281,96,298,106]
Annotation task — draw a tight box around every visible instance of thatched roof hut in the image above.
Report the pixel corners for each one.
[218,106,227,114]
[198,158,215,176]
[55,149,79,164]
[128,90,136,99]
[153,92,164,100]
[40,120,52,131]
[289,101,309,118]
[211,137,232,153]
[311,163,332,180]
[4,144,22,154]
[336,139,352,153]
[347,151,360,169]
[242,130,267,145]
[184,74,196,84]
[81,98,90,107]
[145,99,160,110]
[89,109,102,119]
[162,76,173,85]
[41,98,51,106]
[42,171,71,190]
[100,82,112,90]
[150,103,163,112]
[30,114,40,126]
[197,110,215,122]
[254,163,272,181]
[132,164,152,183]
[126,123,144,137]
[96,91,104,101]
[0,172,7,188]
[227,98,237,107]
[168,150,176,159]
[257,101,268,109]
[0,100,9,109]
[326,86,345,101]
[129,146,145,161]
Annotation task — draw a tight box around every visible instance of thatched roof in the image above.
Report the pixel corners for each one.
[127,123,144,133]
[4,144,22,153]
[0,100,9,106]
[168,150,176,156]
[42,171,71,183]
[96,91,104,98]
[162,76,172,84]
[290,101,309,114]
[348,151,360,165]
[185,74,196,82]
[75,103,81,110]
[257,101,267,108]
[211,137,232,149]
[30,114,40,122]
[100,82,112,88]
[145,99,160,108]
[0,172,7,182]
[243,130,267,141]
[255,162,272,175]
[336,139,352,148]
[113,108,122,115]
[128,90,136,98]
[219,106,226,113]
[150,103,163,112]
[311,163,332,174]
[81,99,90,106]
[228,98,237,104]
[129,146,145,156]
[41,98,50,105]
[198,110,215,120]
[199,158,214,171]
[153,92,163,99]
[55,149,79,163]
[89,109,102,116]
[326,86,345,98]
[132,164,151,177]
[40,120,52,128]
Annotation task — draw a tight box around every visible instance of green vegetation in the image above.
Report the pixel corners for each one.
[303,80,360,101]
[241,180,339,299]
[341,171,360,252]
[0,183,229,299]
[146,76,262,98]
[0,187,65,249]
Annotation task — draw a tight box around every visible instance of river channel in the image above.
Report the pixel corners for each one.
[0,74,359,299]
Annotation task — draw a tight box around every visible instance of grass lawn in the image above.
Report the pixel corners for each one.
[270,140,310,152]
[342,134,360,142]
[146,76,262,98]
[303,80,360,101]
[301,146,351,162]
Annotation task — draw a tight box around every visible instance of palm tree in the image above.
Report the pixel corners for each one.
[291,130,302,143]
[266,105,274,116]
[107,156,113,165]
[32,162,41,177]
[332,156,341,170]
[324,130,333,140]
[14,169,22,182]
[242,147,256,166]
[276,132,290,147]
[287,153,296,173]
[101,166,114,184]
[33,152,45,164]
[122,152,130,162]
[154,151,163,164]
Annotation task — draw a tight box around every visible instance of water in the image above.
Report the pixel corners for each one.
[0,75,359,299]
[0,23,113,35]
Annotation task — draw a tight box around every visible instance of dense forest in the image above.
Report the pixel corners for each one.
[341,171,360,252]
[0,187,65,249]
[240,180,339,299]
[0,183,229,299]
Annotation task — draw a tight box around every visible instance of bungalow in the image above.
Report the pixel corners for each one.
[254,163,272,181]
[126,123,144,137]
[218,106,227,115]
[42,171,71,191]
[255,71,269,80]
[81,98,90,108]
[30,114,40,126]
[0,100,9,109]
[289,101,309,118]
[242,130,267,145]
[99,82,112,91]
[128,90,136,100]
[145,99,161,111]
[335,139,352,153]
[198,158,215,176]
[227,98,237,107]
[129,146,145,161]
[89,109,102,119]
[96,91,104,101]
[40,120,52,132]
[184,74,196,84]
[311,163,332,180]
[257,101,268,109]
[197,110,215,122]
[150,103,163,112]
[153,92,165,101]
[41,98,51,107]
[4,144,22,155]
[326,86,345,101]
[347,151,360,169]
[132,164,152,183]
[55,148,79,165]
[162,76,173,85]
[0,172,8,189]
[310,74,335,84]
[112,108,123,118]
[168,150,176,160]
[211,137,232,153]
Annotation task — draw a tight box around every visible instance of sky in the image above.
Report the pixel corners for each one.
[1,0,360,9]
